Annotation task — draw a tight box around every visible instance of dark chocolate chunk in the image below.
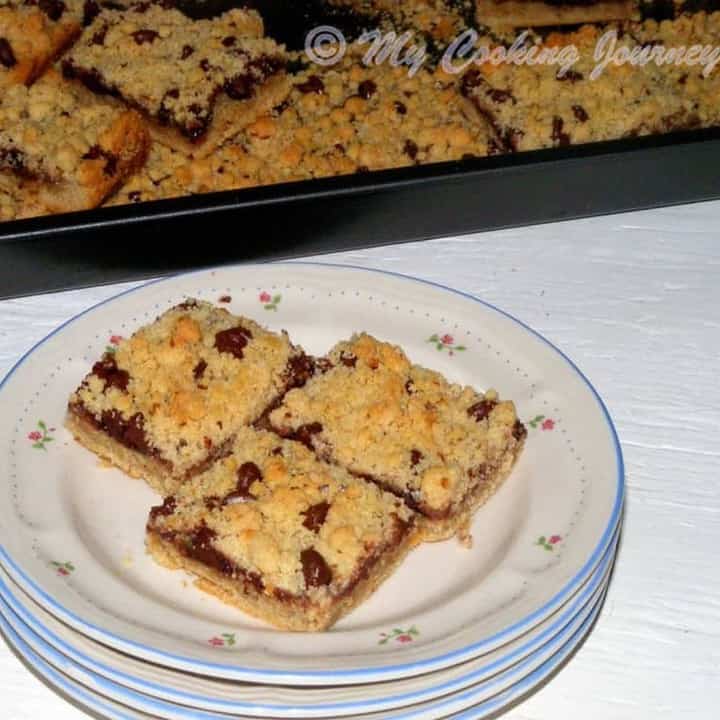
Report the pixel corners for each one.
[180,44,194,59]
[192,359,207,381]
[394,100,407,115]
[558,70,583,83]
[0,39,17,69]
[357,79,377,99]
[92,355,129,392]
[132,29,159,45]
[291,422,323,450]
[295,74,325,94]
[572,104,589,123]
[403,139,419,160]
[222,36,236,47]
[487,87,513,103]
[223,461,262,504]
[339,352,357,368]
[286,353,315,388]
[551,116,570,147]
[149,495,176,522]
[214,326,252,359]
[410,449,424,467]
[301,548,332,587]
[467,399,497,422]
[301,501,330,533]
[38,0,66,21]
[91,24,108,46]
[82,0,100,26]
[99,410,153,454]
[512,420,527,442]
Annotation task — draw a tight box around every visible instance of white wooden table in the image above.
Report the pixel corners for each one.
[2,201,719,720]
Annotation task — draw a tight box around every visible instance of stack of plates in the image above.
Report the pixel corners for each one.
[0,263,624,720]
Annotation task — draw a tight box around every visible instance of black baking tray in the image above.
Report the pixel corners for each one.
[2,0,720,299]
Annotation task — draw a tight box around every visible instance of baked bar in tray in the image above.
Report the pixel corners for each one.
[0,0,85,89]
[146,427,419,631]
[460,24,700,152]
[630,11,720,129]
[62,2,290,157]
[268,333,526,542]
[0,69,149,216]
[66,300,314,496]
[475,0,639,28]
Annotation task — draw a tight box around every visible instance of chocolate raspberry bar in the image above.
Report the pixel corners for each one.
[0,69,149,216]
[62,2,290,157]
[66,300,314,495]
[475,0,639,28]
[460,24,698,152]
[329,0,476,43]
[235,46,500,183]
[146,427,418,631]
[0,0,85,89]
[268,333,526,541]
[630,11,720,130]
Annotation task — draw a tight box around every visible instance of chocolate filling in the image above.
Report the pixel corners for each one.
[91,354,130,391]
[62,54,284,143]
[0,38,17,69]
[156,522,265,593]
[214,325,252,359]
[301,501,329,532]
[467,398,497,422]
[151,513,412,606]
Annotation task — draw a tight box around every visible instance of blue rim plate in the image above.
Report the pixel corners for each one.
[0,262,624,684]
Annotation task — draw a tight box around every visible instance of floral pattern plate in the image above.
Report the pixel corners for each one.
[0,567,610,720]
[0,528,617,717]
[0,263,623,685]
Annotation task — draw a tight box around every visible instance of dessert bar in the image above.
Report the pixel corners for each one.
[475,0,640,28]
[268,333,526,541]
[0,69,149,216]
[630,10,720,129]
[460,24,699,152]
[146,427,419,631]
[63,2,290,157]
[0,0,84,89]
[66,299,314,495]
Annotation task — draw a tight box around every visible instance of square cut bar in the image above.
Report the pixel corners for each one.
[475,0,639,28]
[66,299,315,495]
[459,24,700,153]
[0,0,84,89]
[146,428,419,631]
[0,69,149,216]
[630,11,720,130]
[268,333,527,542]
[62,2,290,157]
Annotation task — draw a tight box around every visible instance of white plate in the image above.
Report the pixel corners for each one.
[0,528,618,717]
[0,262,623,684]
[0,574,609,720]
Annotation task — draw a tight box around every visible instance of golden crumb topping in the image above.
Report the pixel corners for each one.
[0,70,142,183]
[147,428,415,597]
[70,300,305,477]
[462,23,699,152]
[63,3,285,139]
[270,333,523,517]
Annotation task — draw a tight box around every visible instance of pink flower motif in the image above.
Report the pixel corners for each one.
[549,535,562,545]
[208,637,224,647]
[259,291,272,304]
[57,567,69,576]
[397,634,413,643]
[440,334,454,345]
[541,418,555,431]
[109,335,123,346]
[28,431,42,441]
